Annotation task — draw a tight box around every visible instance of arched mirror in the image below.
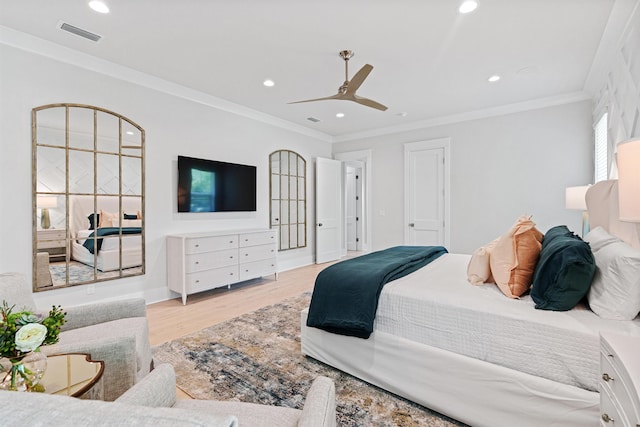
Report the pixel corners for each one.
[32,104,145,291]
[269,150,306,251]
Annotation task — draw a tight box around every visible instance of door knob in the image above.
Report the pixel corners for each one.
[318,223,323,227]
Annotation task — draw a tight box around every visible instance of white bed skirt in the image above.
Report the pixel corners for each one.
[300,308,598,427]
[71,241,142,272]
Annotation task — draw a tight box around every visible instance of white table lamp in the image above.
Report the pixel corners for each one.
[37,195,58,229]
[565,185,590,236]
[617,138,640,222]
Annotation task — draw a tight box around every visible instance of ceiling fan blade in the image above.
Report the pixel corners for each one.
[288,93,343,105]
[345,64,373,94]
[352,94,388,111]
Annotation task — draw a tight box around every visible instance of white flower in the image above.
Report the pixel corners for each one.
[14,323,48,353]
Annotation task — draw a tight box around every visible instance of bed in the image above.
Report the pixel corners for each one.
[69,195,143,272]
[301,180,640,427]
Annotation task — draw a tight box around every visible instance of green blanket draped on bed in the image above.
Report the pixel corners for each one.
[306,245,447,338]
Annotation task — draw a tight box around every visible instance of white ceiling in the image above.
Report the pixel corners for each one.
[0,0,618,140]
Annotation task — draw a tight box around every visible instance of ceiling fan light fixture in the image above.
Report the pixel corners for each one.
[459,1,478,14]
[488,75,501,82]
[88,1,110,14]
[263,79,275,87]
[336,113,345,118]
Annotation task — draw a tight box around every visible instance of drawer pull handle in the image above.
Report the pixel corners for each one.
[245,254,249,256]
[229,240,233,243]
[195,261,199,265]
[602,373,613,382]
[601,413,613,423]
[195,280,199,283]
[195,244,199,248]
[230,256,234,259]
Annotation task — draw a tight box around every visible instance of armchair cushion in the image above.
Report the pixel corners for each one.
[117,362,177,408]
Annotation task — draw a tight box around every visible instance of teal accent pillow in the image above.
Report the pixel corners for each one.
[531,225,596,311]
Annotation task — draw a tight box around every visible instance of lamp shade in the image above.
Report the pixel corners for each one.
[565,186,589,210]
[36,195,58,209]
[618,138,640,222]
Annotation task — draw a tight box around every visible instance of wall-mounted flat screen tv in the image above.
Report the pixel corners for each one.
[177,155,257,213]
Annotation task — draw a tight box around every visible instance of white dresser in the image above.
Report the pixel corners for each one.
[600,332,640,427]
[167,229,277,304]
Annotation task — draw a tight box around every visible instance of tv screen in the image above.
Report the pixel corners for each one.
[177,155,257,213]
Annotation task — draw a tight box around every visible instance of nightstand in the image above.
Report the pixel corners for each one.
[37,228,67,261]
[600,332,640,426]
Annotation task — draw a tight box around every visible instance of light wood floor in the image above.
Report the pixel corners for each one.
[146,261,329,346]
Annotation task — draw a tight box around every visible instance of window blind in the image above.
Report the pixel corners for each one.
[594,113,608,183]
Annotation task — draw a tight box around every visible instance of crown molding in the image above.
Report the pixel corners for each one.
[332,91,592,143]
[0,25,333,143]
[584,0,639,96]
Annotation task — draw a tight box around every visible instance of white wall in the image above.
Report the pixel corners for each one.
[0,43,331,307]
[332,101,594,254]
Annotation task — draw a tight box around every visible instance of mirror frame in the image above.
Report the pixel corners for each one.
[32,103,145,291]
[269,150,307,251]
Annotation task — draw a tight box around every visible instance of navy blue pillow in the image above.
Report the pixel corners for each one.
[531,225,596,311]
[87,213,100,230]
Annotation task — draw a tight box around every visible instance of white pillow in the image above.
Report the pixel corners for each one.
[585,228,640,320]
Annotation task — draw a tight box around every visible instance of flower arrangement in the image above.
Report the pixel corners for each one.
[0,301,66,391]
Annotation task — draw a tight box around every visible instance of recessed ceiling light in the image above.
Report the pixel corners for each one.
[126,131,134,135]
[488,75,501,82]
[336,113,345,118]
[89,1,110,14]
[459,1,478,14]
[263,79,275,87]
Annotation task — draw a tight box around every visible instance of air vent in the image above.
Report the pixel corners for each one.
[59,22,102,42]
[306,117,320,123]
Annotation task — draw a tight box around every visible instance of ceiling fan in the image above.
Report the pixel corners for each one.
[289,50,388,111]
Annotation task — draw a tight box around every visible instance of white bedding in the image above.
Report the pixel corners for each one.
[375,253,640,392]
[76,229,142,252]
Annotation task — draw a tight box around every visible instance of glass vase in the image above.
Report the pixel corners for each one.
[0,351,47,392]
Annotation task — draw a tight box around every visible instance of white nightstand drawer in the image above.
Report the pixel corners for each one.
[184,248,237,273]
[600,385,625,426]
[185,235,238,254]
[600,333,640,427]
[238,230,276,247]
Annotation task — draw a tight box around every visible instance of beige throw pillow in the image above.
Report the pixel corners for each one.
[490,215,544,298]
[467,238,499,285]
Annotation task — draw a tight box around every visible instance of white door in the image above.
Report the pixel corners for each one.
[316,157,342,263]
[404,139,450,247]
[346,166,357,250]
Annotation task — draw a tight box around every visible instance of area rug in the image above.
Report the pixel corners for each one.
[152,293,467,427]
[49,262,142,286]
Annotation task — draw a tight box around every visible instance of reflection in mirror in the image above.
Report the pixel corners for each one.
[32,104,145,291]
[269,150,306,251]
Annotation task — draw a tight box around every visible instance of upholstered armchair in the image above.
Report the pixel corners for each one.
[0,272,152,401]
[1,364,337,427]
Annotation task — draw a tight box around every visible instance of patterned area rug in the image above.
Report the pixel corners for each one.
[152,293,467,427]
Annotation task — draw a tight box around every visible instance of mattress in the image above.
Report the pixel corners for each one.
[374,253,640,392]
[76,229,141,252]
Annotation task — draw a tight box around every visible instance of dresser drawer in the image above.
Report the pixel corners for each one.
[239,243,277,263]
[239,259,277,281]
[238,230,276,247]
[185,235,238,254]
[185,265,238,293]
[184,248,238,273]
